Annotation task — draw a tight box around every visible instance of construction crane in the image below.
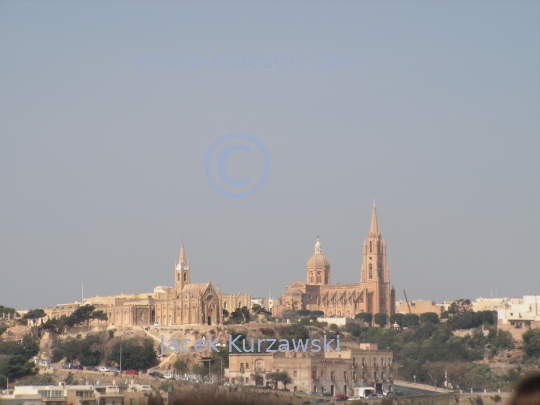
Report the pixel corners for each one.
[403,290,412,314]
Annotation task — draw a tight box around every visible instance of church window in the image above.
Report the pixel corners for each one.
[369,264,372,279]
[183,272,187,282]
[223,302,227,309]
[310,272,314,283]
[177,273,180,281]
[317,273,321,283]
[370,241,372,253]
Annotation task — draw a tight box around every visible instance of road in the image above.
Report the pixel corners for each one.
[394,384,441,396]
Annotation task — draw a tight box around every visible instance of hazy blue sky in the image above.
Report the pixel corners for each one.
[1,1,539,310]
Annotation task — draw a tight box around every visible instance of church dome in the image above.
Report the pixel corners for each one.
[306,237,331,270]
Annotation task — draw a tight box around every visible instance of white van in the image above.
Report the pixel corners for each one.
[353,387,375,398]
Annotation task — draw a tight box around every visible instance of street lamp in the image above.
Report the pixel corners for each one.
[413,375,416,384]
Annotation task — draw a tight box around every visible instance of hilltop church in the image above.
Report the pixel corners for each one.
[45,243,250,327]
[272,203,396,318]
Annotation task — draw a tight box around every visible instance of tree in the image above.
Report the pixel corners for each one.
[63,371,79,385]
[374,313,388,328]
[448,299,473,317]
[252,373,264,386]
[266,371,292,389]
[230,306,251,324]
[296,310,310,317]
[355,312,373,325]
[222,309,229,317]
[390,313,404,327]
[0,355,36,380]
[174,360,188,374]
[0,306,17,316]
[252,304,271,316]
[190,363,208,378]
[311,311,324,318]
[280,310,300,322]
[402,313,420,328]
[420,312,440,324]
[110,337,157,370]
[522,328,540,358]
[65,305,108,327]
[22,309,46,324]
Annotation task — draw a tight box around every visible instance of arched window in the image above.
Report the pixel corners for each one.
[183,272,187,282]
[317,273,321,283]
[310,272,314,283]
[370,241,372,253]
[369,264,372,279]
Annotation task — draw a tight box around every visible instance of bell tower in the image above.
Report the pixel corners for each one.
[360,201,394,315]
[175,241,190,298]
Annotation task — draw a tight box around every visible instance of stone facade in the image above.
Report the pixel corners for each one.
[43,243,223,327]
[226,343,394,397]
[273,203,395,320]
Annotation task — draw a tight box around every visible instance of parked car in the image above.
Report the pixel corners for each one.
[395,390,404,396]
[62,363,72,369]
[71,364,82,370]
[99,366,110,372]
[164,374,175,380]
[86,366,96,371]
[111,368,120,373]
[125,370,138,375]
[347,397,362,401]
[149,371,163,378]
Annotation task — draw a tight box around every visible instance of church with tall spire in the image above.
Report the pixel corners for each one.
[45,241,230,327]
[273,202,396,320]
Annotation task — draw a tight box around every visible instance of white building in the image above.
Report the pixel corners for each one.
[497,295,540,341]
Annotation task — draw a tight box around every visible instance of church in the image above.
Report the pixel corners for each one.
[45,243,249,327]
[272,203,396,318]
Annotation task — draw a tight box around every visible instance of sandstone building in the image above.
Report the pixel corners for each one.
[273,203,396,319]
[44,243,249,327]
[226,343,394,396]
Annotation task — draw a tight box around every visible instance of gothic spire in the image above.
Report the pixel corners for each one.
[179,241,186,265]
[370,200,379,234]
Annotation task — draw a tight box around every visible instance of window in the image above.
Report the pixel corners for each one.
[130,399,136,405]
[183,272,187,281]
[294,371,297,377]
[370,241,372,253]
[361,358,365,366]
[374,358,377,366]
[352,357,356,367]
[310,272,314,283]
[245,363,249,370]
[240,364,244,373]
[317,273,321,283]
[362,372,365,380]
[374,371,377,380]
[353,371,357,381]
[256,362,262,372]
[331,371,335,380]
[369,264,372,279]
[312,370,316,379]
[344,371,347,380]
